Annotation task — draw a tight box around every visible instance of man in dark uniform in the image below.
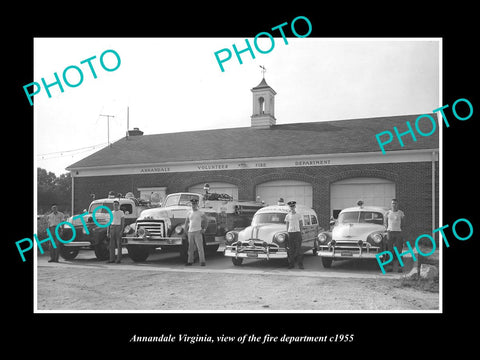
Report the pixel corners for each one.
[285,201,304,269]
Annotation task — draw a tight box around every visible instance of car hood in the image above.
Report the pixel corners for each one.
[238,223,286,243]
[333,222,385,241]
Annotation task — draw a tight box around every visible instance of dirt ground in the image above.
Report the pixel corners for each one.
[36,263,439,311]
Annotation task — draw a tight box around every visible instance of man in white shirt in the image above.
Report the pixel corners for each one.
[384,198,405,272]
[285,201,304,269]
[46,204,64,262]
[108,200,124,263]
[184,198,208,266]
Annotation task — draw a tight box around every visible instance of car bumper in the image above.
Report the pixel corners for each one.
[317,250,380,259]
[63,241,92,247]
[122,237,183,246]
[224,246,287,259]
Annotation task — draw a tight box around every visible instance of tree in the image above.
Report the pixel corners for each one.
[37,168,71,214]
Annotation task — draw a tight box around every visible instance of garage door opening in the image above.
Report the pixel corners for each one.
[256,180,313,208]
[330,177,395,218]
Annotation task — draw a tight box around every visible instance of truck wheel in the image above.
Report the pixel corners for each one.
[205,244,220,254]
[60,247,79,260]
[94,233,109,260]
[231,257,243,266]
[180,237,188,263]
[312,241,318,256]
[127,245,149,262]
[321,257,333,268]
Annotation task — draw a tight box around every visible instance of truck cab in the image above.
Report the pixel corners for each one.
[61,194,149,260]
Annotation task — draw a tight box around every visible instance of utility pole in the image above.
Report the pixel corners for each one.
[100,114,115,146]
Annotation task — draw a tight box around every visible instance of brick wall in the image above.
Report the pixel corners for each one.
[73,161,439,242]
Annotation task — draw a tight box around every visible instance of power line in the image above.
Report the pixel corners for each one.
[37,142,108,160]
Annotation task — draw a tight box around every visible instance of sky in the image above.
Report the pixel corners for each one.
[34,38,440,176]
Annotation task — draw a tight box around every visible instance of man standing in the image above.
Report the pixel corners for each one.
[285,201,304,269]
[384,198,405,272]
[184,198,208,266]
[107,200,124,264]
[46,204,64,263]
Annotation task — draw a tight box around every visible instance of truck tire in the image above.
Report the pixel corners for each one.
[127,245,149,262]
[312,240,318,256]
[180,237,188,263]
[60,247,79,260]
[231,257,243,266]
[94,232,109,260]
[321,257,333,268]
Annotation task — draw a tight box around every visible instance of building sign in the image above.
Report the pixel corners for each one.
[294,159,331,166]
[140,167,171,173]
[71,150,437,177]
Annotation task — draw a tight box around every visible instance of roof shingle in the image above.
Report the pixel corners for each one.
[67,115,439,169]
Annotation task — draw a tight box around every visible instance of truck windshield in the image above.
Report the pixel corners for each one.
[252,213,287,226]
[338,211,384,225]
[88,202,113,213]
[178,194,200,206]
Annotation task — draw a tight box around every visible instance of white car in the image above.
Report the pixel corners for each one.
[224,204,321,266]
[317,205,388,268]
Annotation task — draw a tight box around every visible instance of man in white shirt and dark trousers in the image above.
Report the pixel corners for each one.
[46,204,64,263]
[384,198,405,273]
[184,198,208,266]
[285,201,304,269]
[107,200,124,263]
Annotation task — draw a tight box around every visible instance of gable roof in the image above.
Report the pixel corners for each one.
[66,114,439,170]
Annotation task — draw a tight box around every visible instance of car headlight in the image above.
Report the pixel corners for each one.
[275,233,286,243]
[174,225,184,235]
[372,233,383,244]
[318,233,328,243]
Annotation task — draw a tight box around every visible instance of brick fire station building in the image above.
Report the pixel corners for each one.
[67,77,439,238]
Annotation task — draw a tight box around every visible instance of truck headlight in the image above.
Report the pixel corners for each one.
[174,225,184,235]
[318,233,328,243]
[225,232,235,244]
[137,228,149,238]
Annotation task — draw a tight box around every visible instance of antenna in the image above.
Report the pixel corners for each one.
[99,114,115,146]
[126,106,129,139]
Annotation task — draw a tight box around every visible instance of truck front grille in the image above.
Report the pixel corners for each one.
[137,221,165,238]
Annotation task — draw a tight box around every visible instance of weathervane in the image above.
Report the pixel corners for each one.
[259,65,266,78]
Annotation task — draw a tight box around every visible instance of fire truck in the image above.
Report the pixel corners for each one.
[122,191,264,262]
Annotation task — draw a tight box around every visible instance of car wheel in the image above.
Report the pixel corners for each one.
[60,247,79,260]
[231,257,243,266]
[127,245,149,262]
[321,257,333,268]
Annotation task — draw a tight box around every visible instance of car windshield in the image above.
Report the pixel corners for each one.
[338,211,384,225]
[252,212,287,226]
